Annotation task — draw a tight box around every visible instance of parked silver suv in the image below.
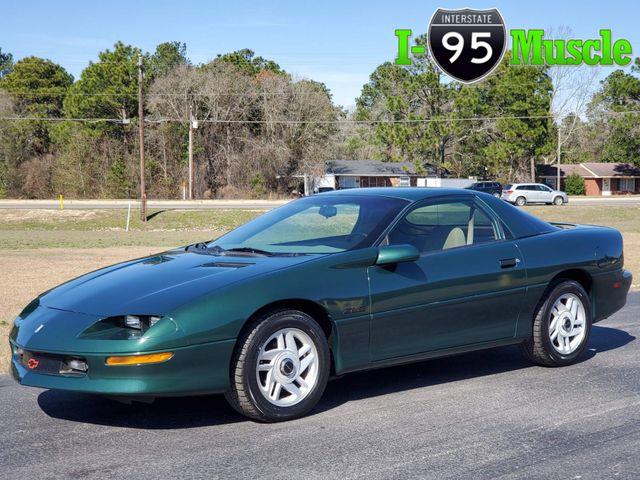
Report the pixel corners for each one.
[502,183,568,206]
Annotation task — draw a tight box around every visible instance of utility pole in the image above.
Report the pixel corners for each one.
[188,103,194,200]
[556,127,561,191]
[138,54,147,222]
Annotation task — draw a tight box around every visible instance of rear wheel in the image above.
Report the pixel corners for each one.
[225,309,330,422]
[521,280,591,367]
[493,192,501,198]
[515,196,526,206]
[553,196,564,206]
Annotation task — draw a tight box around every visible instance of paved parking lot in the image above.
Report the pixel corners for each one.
[1,291,638,479]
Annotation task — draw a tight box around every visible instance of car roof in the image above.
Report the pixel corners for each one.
[318,187,470,202]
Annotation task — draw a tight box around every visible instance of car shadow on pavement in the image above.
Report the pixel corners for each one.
[315,324,635,414]
[37,324,634,428]
[37,390,245,428]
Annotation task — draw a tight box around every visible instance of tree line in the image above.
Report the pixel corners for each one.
[0,38,638,199]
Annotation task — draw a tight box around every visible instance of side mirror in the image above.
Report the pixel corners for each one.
[376,244,420,266]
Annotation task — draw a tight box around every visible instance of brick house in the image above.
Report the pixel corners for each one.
[537,162,640,196]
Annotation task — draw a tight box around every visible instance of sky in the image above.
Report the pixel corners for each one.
[2,0,639,108]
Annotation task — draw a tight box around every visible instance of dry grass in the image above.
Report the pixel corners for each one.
[0,208,259,249]
[525,204,640,233]
[0,205,638,373]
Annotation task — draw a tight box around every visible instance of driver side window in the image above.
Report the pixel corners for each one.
[386,200,501,254]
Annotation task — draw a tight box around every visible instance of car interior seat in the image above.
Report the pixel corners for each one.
[442,227,466,249]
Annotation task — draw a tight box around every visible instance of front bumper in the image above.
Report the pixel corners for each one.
[10,304,236,396]
[10,339,236,396]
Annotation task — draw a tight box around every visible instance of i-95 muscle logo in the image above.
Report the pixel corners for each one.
[394,7,633,83]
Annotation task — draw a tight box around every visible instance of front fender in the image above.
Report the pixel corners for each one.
[167,248,377,372]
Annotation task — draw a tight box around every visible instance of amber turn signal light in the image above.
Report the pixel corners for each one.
[105,352,173,366]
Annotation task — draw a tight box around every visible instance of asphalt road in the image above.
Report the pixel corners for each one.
[0,196,638,210]
[1,291,639,479]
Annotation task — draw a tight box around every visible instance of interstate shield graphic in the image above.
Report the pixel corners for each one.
[427,8,507,83]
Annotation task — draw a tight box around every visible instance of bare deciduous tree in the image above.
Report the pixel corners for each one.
[147,62,338,198]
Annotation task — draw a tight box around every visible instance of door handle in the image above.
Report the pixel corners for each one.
[499,258,519,269]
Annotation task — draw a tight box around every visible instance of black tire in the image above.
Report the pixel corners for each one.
[515,196,526,206]
[493,192,501,198]
[224,309,330,422]
[520,280,592,367]
[553,196,564,206]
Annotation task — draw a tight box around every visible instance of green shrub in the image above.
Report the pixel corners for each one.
[564,173,586,196]
[249,174,267,198]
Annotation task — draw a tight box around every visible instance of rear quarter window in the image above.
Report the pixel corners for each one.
[405,202,470,226]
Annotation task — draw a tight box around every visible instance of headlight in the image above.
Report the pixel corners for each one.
[125,315,143,330]
[79,315,168,339]
[122,315,163,332]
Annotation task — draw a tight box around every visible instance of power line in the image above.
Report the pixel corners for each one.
[0,116,124,123]
[0,115,550,124]
[2,91,335,97]
[1,110,639,125]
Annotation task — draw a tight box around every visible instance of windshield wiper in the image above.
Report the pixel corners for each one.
[223,247,274,257]
[187,243,307,257]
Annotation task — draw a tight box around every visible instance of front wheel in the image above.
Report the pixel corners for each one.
[553,196,564,206]
[225,309,330,422]
[521,280,591,367]
[493,192,501,198]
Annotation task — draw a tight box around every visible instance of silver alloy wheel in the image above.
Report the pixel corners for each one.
[516,196,526,206]
[549,293,586,355]
[493,192,501,198]
[554,196,564,205]
[256,327,319,407]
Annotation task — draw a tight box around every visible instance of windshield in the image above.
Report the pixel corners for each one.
[209,195,408,255]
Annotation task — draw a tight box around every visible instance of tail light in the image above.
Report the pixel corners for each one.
[505,190,513,194]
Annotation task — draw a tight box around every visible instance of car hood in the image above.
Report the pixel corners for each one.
[38,249,318,317]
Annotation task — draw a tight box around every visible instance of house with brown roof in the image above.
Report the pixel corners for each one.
[295,160,469,195]
[537,162,640,196]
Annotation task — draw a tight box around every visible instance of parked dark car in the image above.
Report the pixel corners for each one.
[466,181,502,197]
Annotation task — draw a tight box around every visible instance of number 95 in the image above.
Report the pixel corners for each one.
[442,32,492,64]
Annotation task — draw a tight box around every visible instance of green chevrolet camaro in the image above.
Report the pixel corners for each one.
[10,188,632,421]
